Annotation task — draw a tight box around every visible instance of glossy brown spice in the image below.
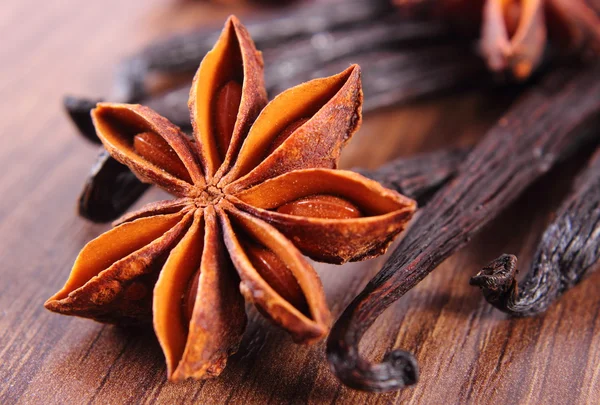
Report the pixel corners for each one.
[78,150,151,223]
[471,146,600,316]
[45,16,416,381]
[327,64,600,392]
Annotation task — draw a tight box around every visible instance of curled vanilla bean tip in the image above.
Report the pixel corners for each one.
[470,254,520,309]
[327,348,419,392]
[327,316,418,392]
[64,96,102,143]
[326,64,600,392]
[471,148,600,317]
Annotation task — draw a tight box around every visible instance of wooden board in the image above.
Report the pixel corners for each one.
[1,1,599,404]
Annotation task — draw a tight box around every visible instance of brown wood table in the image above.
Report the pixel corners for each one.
[1,1,599,404]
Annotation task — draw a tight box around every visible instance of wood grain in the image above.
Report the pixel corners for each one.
[1,1,598,404]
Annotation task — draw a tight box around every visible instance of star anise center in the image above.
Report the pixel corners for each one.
[196,185,225,206]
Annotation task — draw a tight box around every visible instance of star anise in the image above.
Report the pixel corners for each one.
[45,16,416,381]
[480,0,600,79]
[393,0,600,80]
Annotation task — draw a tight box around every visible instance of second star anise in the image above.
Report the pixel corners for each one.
[393,0,600,80]
[45,16,416,380]
[479,0,600,79]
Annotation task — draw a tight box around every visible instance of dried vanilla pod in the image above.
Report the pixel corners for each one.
[78,150,150,223]
[115,0,395,102]
[261,17,448,87]
[64,96,104,144]
[327,63,600,392]
[299,45,488,112]
[67,41,484,144]
[46,16,416,381]
[471,147,600,316]
[65,6,463,142]
[357,147,469,205]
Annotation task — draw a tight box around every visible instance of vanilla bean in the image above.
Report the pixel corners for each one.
[346,46,487,111]
[67,33,471,141]
[144,87,191,129]
[78,150,150,223]
[64,96,103,144]
[327,63,600,393]
[262,18,449,87]
[115,0,395,101]
[62,1,477,141]
[269,45,487,105]
[470,147,600,316]
[66,44,484,143]
[357,147,469,205]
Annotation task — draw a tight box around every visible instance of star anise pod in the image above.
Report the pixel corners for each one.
[480,0,600,79]
[45,16,416,381]
[394,0,600,80]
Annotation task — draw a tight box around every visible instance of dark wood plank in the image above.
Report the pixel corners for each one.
[1,1,598,404]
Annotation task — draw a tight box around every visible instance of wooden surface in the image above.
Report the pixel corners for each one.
[1,1,599,404]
